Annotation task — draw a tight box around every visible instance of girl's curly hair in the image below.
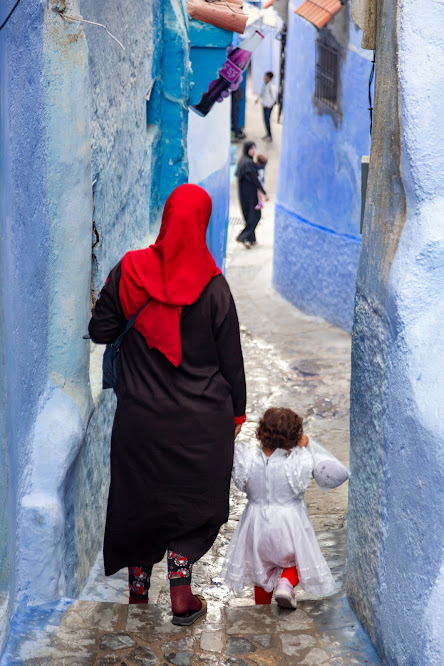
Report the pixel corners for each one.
[256,407,303,451]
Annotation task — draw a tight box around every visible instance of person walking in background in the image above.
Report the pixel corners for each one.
[236,141,268,248]
[254,154,268,210]
[222,408,349,608]
[231,86,246,141]
[256,71,277,142]
[89,184,246,626]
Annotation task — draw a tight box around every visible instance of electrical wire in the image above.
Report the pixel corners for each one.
[0,0,23,33]
[368,50,375,135]
[53,8,125,51]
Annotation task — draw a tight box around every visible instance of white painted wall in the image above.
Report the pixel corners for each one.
[187,97,231,183]
[251,22,283,96]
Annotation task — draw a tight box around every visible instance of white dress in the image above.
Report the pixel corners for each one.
[221,440,349,595]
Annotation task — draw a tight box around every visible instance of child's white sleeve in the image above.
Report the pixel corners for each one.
[308,440,350,491]
[285,448,315,497]
[232,440,254,493]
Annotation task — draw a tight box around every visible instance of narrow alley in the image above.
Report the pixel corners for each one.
[2,0,443,662]
[1,89,379,666]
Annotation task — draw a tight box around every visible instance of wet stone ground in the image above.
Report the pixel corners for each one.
[1,96,380,665]
[4,593,376,665]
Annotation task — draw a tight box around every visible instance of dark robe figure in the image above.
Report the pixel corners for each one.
[236,141,266,246]
[231,86,245,139]
[89,185,246,622]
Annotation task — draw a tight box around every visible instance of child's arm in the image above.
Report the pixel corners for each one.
[308,441,349,491]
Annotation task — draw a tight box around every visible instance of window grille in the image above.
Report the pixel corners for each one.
[315,38,339,109]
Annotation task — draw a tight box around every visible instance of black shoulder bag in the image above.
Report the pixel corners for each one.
[102,297,152,391]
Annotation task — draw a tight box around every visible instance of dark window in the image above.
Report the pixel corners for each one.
[315,38,339,109]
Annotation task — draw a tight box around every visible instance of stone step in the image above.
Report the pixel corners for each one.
[2,596,380,665]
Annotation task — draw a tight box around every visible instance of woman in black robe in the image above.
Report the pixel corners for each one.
[236,141,267,248]
[89,185,246,625]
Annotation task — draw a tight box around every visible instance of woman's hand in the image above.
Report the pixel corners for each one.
[235,424,242,439]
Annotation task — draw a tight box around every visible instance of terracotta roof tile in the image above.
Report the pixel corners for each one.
[295,0,343,29]
[187,0,248,34]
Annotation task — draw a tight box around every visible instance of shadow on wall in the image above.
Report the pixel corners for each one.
[273,208,361,331]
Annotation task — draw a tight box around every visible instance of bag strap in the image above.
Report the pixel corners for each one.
[110,297,152,352]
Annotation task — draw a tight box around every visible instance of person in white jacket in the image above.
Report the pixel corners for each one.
[256,71,278,142]
[221,407,349,609]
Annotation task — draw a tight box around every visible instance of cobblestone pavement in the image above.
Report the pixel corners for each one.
[1,92,380,665]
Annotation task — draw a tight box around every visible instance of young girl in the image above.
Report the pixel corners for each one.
[221,407,349,608]
[254,154,268,210]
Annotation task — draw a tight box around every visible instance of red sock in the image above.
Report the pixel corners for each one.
[170,584,202,615]
[254,586,273,605]
[129,594,149,604]
[281,566,299,587]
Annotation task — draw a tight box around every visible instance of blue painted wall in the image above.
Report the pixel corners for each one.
[274,4,371,331]
[347,0,444,663]
[4,0,93,617]
[202,162,231,270]
[0,1,51,649]
[80,0,157,290]
[0,0,234,654]
[0,17,8,616]
[189,19,232,106]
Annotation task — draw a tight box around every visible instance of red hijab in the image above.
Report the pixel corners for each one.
[119,184,221,367]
